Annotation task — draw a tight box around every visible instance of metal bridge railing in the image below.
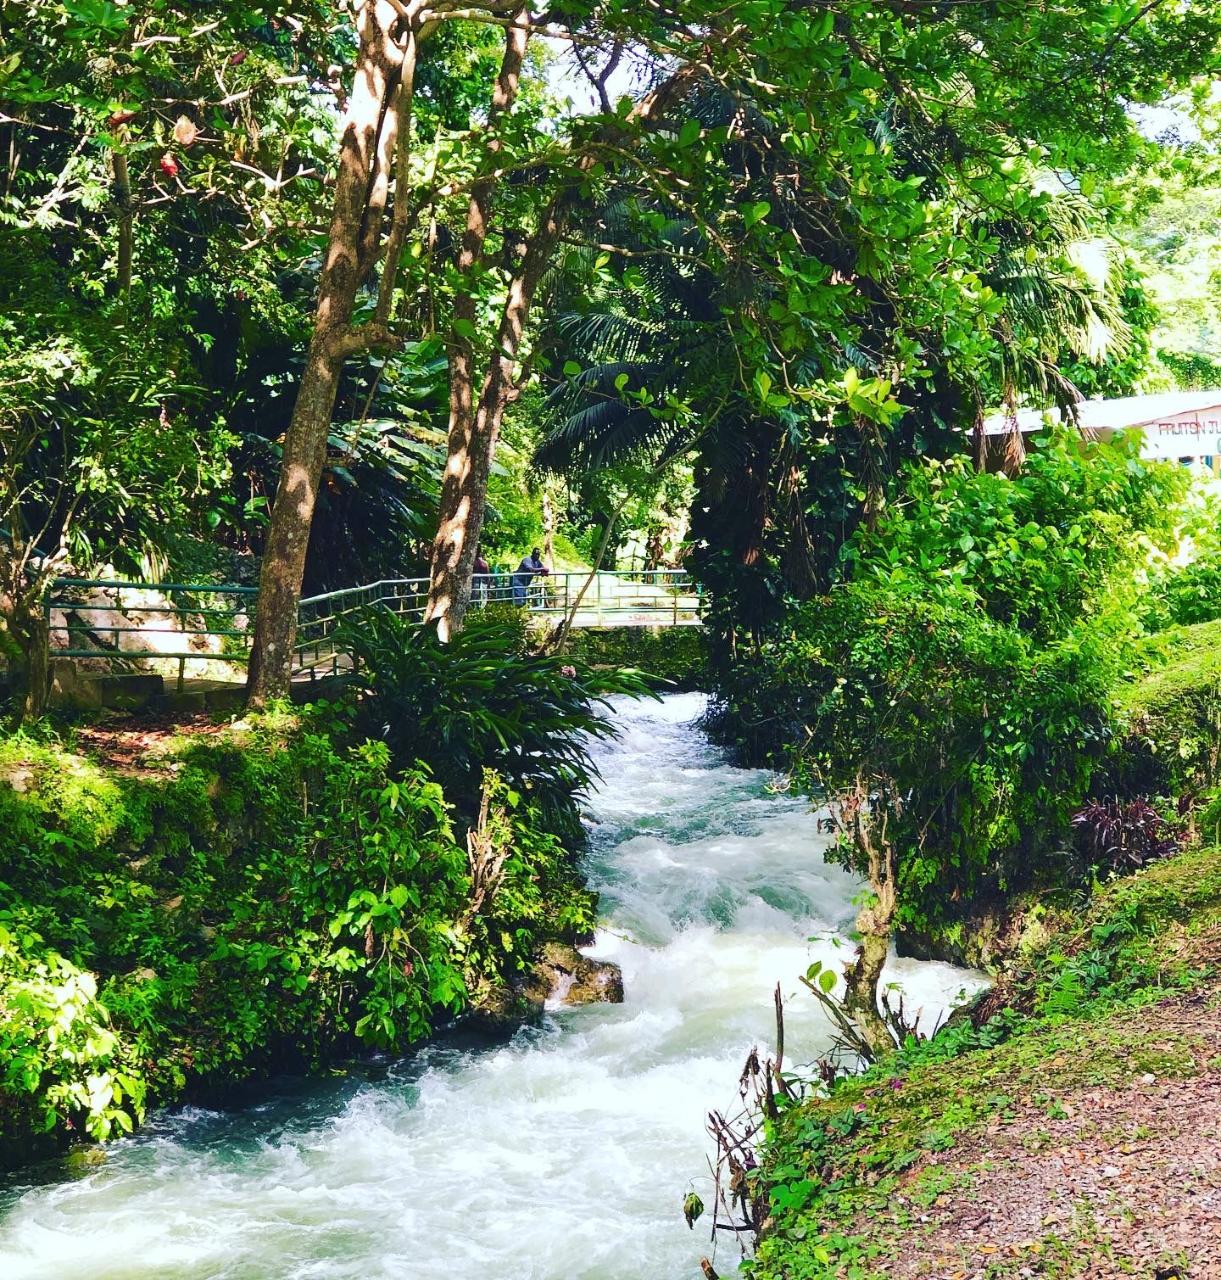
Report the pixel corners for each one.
[45,578,258,691]
[46,569,702,686]
[293,577,430,681]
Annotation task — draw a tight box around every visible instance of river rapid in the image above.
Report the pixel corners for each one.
[0,692,985,1280]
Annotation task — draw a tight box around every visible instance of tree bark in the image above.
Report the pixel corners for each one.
[247,0,410,704]
[423,12,530,637]
[541,484,555,571]
[423,35,699,638]
[838,782,900,1061]
[1,584,50,726]
[426,195,565,637]
[842,926,895,1062]
[113,150,133,295]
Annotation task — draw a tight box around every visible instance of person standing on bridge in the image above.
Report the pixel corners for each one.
[512,548,548,607]
[473,550,492,607]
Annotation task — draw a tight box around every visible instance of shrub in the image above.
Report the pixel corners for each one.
[0,920,145,1144]
[0,705,599,1152]
[765,580,1120,931]
[712,431,1184,934]
[1147,552,1221,629]
[1119,620,1221,794]
[844,429,1183,643]
[1071,797,1179,873]
[340,607,651,840]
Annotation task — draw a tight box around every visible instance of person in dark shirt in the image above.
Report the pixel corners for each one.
[472,551,491,607]
[511,548,548,606]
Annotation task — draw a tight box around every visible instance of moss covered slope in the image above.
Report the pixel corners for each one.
[0,710,592,1160]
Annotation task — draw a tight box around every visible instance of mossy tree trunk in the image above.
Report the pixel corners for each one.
[0,586,50,725]
[836,775,900,1060]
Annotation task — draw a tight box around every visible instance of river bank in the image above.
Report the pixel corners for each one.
[749,843,1221,1280]
[0,695,598,1164]
[0,693,983,1279]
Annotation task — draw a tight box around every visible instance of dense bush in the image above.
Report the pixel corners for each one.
[711,432,1184,934]
[1146,550,1221,629]
[341,608,650,841]
[739,580,1120,932]
[0,704,598,1156]
[1119,618,1221,795]
[844,430,1182,642]
[562,625,709,689]
[1071,797,1179,872]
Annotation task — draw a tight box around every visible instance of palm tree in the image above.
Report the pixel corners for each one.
[980,193,1131,470]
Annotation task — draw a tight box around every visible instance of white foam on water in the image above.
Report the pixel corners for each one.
[0,692,987,1280]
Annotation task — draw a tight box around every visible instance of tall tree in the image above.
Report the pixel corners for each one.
[246,0,413,699]
[0,0,335,720]
[245,0,1221,696]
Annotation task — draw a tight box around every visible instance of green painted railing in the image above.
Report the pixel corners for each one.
[45,569,701,686]
[46,578,258,690]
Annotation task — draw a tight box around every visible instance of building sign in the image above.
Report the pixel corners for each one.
[1124,413,1221,463]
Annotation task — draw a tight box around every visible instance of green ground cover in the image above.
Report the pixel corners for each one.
[749,844,1221,1279]
[0,614,640,1162]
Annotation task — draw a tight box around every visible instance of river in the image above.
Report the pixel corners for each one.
[0,692,984,1280]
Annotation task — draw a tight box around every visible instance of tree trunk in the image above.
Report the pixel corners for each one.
[247,0,408,704]
[541,484,555,571]
[113,150,133,295]
[424,39,699,639]
[426,198,565,637]
[835,779,901,1061]
[841,927,895,1062]
[423,13,531,638]
[1,587,50,726]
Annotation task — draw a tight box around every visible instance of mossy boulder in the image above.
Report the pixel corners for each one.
[523,942,624,1007]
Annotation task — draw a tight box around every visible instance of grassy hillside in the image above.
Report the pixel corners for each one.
[749,847,1221,1279]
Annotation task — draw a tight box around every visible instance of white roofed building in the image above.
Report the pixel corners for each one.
[983,390,1221,472]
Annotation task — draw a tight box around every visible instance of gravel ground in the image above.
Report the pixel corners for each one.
[877,991,1221,1279]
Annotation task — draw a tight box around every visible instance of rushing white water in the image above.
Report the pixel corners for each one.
[0,693,985,1280]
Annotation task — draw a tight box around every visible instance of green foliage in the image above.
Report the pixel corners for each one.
[1145,503,1221,631]
[847,431,1183,641]
[1058,259,1160,400]
[1119,618,1221,794]
[340,608,651,840]
[1118,145,1221,363]
[714,434,1182,929]
[1158,347,1221,391]
[749,844,1221,1279]
[0,703,595,1153]
[561,626,708,690]
[0,919,145,1143]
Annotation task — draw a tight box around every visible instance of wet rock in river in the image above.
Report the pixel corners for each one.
[524,942,624,1008]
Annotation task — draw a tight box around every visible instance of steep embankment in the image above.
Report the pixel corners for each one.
[752,621,1221,1280]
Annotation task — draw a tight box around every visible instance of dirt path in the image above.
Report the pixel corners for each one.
[878,991,1221,1279]
[71,711,230,773]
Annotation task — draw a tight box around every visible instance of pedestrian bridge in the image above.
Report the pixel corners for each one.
[46,569,702,691]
